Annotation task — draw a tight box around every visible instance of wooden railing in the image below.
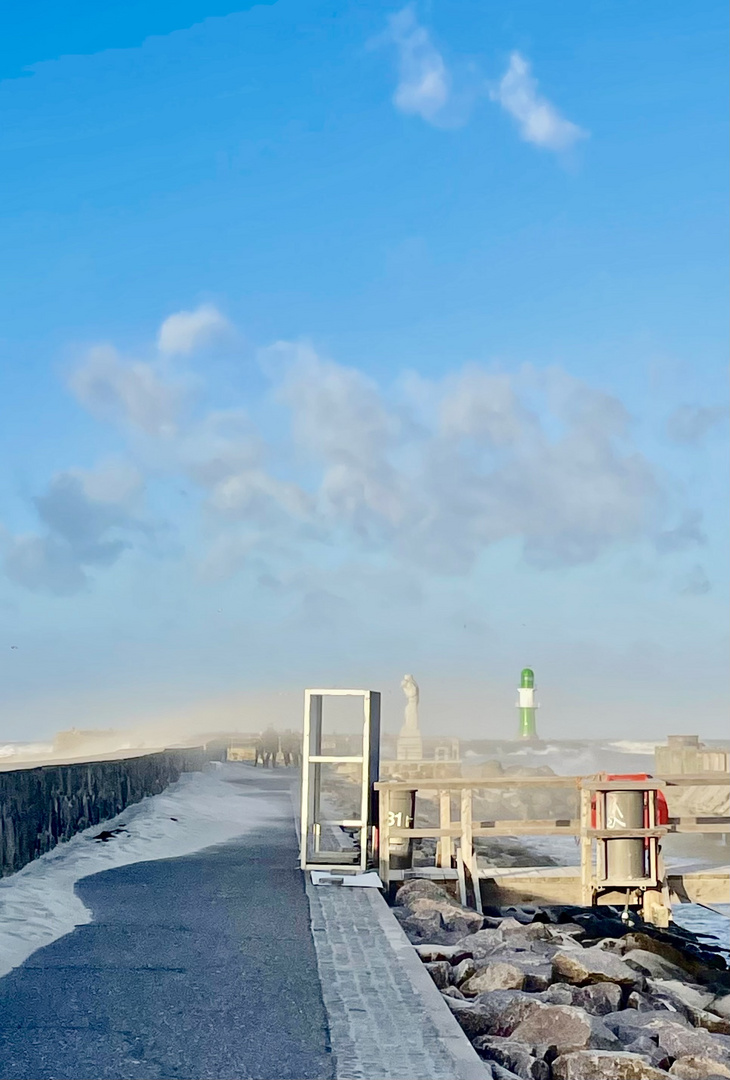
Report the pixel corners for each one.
[374,773,730,924]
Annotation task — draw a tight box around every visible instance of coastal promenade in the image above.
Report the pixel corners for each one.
[0,766,485,1080]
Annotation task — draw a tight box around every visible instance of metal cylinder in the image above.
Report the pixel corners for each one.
[605,789,646,882]
[388,789,416,870]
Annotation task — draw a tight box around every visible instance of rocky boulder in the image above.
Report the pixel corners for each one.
[414,943,474,964]
[453,957,478,985]
[692,1009,730,1036]
[457,927,505,959]
[655,1022,730,1066]
[401,910,443,941]
[472,1036,550,1079]
[509,1004,620,1055]
[624,948,693,982]
[602,1008,691,1043]
[542,980,622,1016]
[620,931,726,983]
[473,991,547,1036]
[645,978,714,1013]
[461,962,526,995]
[623,1036,671,1070]
[410,897,485,935]
[441,986,466,1000]
[669,1056,730,1078]
[712,994,730,1020]
[424,960,452,989]
[395,878,452,906]
[552,1050,670,1079]
[443,997,501,1040]
[552,945,641,989]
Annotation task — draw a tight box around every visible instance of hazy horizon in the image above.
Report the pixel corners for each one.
[1,1,728,745]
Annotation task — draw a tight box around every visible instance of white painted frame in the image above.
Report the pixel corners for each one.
[299,689,381,873]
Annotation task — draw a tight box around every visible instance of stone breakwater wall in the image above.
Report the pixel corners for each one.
[0,746,221,877]
[394,878,730,1080]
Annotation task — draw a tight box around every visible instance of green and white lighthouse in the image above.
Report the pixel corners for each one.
[517,667,539,740]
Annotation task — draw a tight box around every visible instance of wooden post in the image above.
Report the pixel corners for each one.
[456,844,468,907]
[437,790,453,868]
[460,786,482,913]
[378,786,391,888]
[580,784,593,907]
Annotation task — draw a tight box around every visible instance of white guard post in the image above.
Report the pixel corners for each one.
[299,689,381,874]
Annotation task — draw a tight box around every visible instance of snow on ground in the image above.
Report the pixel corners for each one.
[0,763,286,979]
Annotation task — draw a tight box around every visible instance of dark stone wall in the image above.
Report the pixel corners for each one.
[0,746,223,878]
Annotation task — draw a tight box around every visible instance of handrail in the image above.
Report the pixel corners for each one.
[375,772,729,926]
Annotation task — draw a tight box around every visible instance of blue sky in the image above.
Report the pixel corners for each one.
[1,0,727,742]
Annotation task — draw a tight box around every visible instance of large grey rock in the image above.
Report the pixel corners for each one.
[543,980,622,1016]
[411,896,485,935]
[415,943,473,964]
[443,997,500,1040]
[692,1009,730,1036]
[473,991,547,1036]
[645,978,713,1013]
[510,1004,620,1055]
[624,948,692,982]
[499,919,552,942]
[395,878,452,906]
[552,1050,670,1079]
[624,1036,671,1070]
[668,1056,730,1078]
[712,994,730,1020]
[655,1021,730,1065]
[552,946,641,989]
[457,927,505,958]
[402,910,443,940]
[603,1008,691,1043]
[620,931,720,983]
[462,962,526,995]
[453,957,478,985]
[472,1036,549,1079]
[424,960,452,989]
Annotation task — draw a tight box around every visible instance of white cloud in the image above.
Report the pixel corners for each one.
[666,404,729,444]
[383,5,450,124]
[157,304,230,357]
[491,52,587,151]
[69,345,185,437]
[6,309,700,596]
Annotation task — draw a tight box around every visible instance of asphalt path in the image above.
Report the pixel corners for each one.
[0,770,335,1080]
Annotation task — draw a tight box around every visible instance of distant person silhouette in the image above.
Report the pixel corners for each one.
[261,727,279,768]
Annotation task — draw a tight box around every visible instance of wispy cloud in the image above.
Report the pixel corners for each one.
[157,304,230,357]
[381,5,451,125]
[490,52,587,151]
[666,404,729,444]
[1,310,705,596]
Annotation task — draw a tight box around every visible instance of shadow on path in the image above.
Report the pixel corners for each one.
[0,774,334,1080]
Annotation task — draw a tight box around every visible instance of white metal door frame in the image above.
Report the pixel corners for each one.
[299,688,381,873]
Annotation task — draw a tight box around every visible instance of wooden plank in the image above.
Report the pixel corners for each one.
[669,823,730,834]
[588,828,668,839]
[456,845,468,907]
[661,774,730,786]
[308,755,364,764]
[375,776,581,790]
[582,780,666,791]
[437,790,453,869]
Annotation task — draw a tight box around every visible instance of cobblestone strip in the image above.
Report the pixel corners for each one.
[306,883,489,1080]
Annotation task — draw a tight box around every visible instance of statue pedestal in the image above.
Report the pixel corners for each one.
[396,731,423,762]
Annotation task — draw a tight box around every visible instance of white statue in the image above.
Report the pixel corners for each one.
[397,673,423,761]
[401,674,420,731]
